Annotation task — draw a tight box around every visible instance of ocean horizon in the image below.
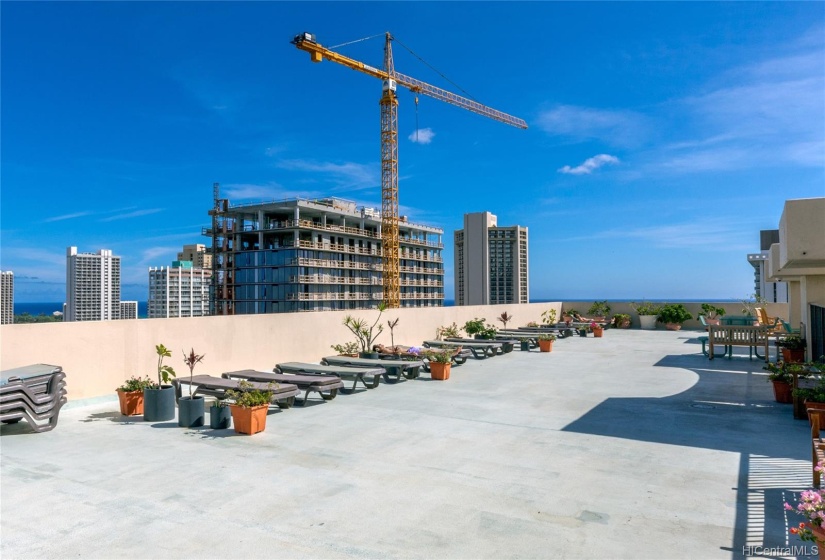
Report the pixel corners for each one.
[14,298,740,320]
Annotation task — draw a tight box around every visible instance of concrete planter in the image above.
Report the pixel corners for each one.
[178,396,204,428]
[143,386,175,422]
[209,404,231,429]
[639,315,658,330]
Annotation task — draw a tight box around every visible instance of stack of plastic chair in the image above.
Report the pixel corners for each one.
[0,364,67,433]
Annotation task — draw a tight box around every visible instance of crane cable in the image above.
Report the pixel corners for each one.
[328,33,385,50]
[391,35,478,102]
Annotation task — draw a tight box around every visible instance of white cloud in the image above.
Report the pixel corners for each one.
[42,211,94,223]
[221,182,320,201]
[99,209,164,222]
[567,220,754,252]
[275,159,379,191]
[408,128,435,144]
[535,105,650,147]
[558,154,620,175]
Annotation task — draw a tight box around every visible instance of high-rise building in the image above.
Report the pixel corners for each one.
[119,301,138,320]
[65,247,121,322]
[747,229,788,303]
[454,212,528,306]
[177,244,212,270]
[1,271,13,325]
[206,196,443,314]
[148,261,211,318]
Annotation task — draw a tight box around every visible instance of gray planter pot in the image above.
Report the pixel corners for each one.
[178,396,205,428]
[143,385,176,422]
[359,351,379,359]
[209,405,231,429]
[520,340,531,352]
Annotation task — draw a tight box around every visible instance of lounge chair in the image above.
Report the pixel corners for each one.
[320,356,424,382]
[444,337,515,353]
[222,369,344,405]
[173,375,300,409]
[372,344,470,371]
[423,340,500,359]
[275,362,385,392]
[0,364,67,433]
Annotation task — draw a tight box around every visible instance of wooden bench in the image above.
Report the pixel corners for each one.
[707,325,769,361]
[812,413,825,487]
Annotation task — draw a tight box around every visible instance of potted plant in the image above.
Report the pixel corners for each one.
[427,350,453,380]
[437,322,460,340]
[537,334,556,352]
[561,309,579,325]
[697,303,726,326]
[541,309,557,328]
[463,318,486,338]
[116,376,153,416]
[763,362,794,404]
[784,472,825,549]
[778,335,807,363]
[587,301,611,321]
[387,318,400,348]
[476,323,498,340]
[178,348,206,428]
[496,312,513,329]
[632,301,661,330]
[144,343,177,422]
[590,322,604,338]
[331,341,360,357]
[577,325,590,337]
[526,321,539,328]
[793,377,825,425]
[226,380,275,435]
[342,302,386,359]
[657,303,692,331]
[611,313,631,329]
[209,398,231,430]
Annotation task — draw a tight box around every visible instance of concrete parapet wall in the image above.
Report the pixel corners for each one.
[0,302,561,400]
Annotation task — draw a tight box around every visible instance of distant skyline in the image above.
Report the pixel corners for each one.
[2,2,823,303]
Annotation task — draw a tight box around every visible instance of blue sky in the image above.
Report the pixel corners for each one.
[2,2,823,303]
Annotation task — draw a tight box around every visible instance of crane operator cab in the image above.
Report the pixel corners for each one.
[292,32,316,44]
[383,79,397,93]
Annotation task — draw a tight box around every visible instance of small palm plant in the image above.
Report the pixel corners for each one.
[497,312,513,329]
[182,348,205,398]
[387,317,400,348]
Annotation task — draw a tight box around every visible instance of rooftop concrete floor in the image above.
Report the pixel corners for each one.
[0,330,816,559]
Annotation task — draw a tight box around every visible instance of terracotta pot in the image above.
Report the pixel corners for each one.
[616,319,631,329]
[538,339,553,353]
[665,323,682,331]
[117,389,144,416]
[592,327,604,338]
[229,404,268,435]
[782,348,806,363]
[429,362,451,380]
[771,380,793,404]
[811,525,825,559]
[706,318,721,326]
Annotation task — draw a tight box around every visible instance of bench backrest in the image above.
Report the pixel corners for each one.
[708,324,769,345]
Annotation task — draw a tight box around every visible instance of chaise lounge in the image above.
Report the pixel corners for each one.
[222,369,344,404]
[173,375,301,408]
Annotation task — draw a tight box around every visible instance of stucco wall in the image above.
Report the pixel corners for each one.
[0,302,561,400]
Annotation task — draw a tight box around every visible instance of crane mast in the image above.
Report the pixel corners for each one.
[292,32,526,308]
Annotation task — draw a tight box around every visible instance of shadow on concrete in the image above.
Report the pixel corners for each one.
[562,352,812,559]
[0,420,38,436]
[80,411,140,424]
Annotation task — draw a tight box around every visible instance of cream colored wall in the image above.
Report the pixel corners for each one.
[0,302,561,400]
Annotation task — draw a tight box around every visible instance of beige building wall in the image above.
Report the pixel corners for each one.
[766,197,825,357]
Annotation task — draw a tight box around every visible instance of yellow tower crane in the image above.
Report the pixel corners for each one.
[292,31,527,308]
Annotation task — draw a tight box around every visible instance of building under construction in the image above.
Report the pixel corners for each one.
[205,186,443,314]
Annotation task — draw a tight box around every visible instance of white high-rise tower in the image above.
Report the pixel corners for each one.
[65,247,121,322]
